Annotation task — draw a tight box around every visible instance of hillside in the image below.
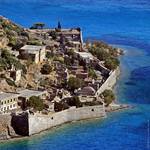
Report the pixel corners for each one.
[0,17,46,91]
[0,16,121,94]
[0,16,30,49]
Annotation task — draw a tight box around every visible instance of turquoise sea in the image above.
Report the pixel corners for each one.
[0,0,150,150]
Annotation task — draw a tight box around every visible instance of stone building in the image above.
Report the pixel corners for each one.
[18,89,48,100]
[59,28,83,51]
[0,92,19,113]
[17,89,48,110]
[77,86,96,96]
[19,45,46,64]
[77,86,96,103]
[74,51,94,64]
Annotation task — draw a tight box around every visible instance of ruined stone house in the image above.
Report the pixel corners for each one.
[19,45,46,64]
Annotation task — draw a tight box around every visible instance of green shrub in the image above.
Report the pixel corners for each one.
[27,96,44,111]
[88,41,120,70]
[53,56,64,63]
[46,52,53,59]
[101,90,115,106]
[54,101,69,112]
[67,77,84,91]
[66,49,74,56]
[1,49,26,73]
[104,57,120,70]
[8,36,17,47]
[88,68,97,79]
[89,46,110,61]
[41,64,52,74]
[66,96,82,108]
[0,58,7,70]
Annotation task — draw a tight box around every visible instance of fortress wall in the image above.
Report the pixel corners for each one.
[96,67,120,95]
[28,105,106,135]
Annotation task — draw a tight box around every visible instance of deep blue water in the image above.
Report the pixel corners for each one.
[0,0,150,150]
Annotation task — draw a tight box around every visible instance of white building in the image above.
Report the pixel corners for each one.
[0,92,19,113]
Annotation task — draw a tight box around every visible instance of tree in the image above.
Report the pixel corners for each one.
[30,23,45,29]
[67,77,84,91]
[101,90,115,106]
[41,64,52,74]
[88,41,120,68]
[104,57,120,70]
[66,96,82,108]
[27,96,44,111]
[54,101,69,112]
[1,49,26,72]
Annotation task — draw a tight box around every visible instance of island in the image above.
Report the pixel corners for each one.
[0,16,128,141]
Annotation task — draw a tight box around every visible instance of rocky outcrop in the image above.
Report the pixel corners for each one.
[0,115,10,140]
[0,131,9,140]
[0,114,19,140]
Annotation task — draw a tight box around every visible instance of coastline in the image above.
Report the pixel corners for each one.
[0,15,130,144]
[0,66,131,143]
[0,103,131,144]
[0,1,149,149]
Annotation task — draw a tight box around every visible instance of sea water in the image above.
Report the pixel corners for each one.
[0,0,150,150]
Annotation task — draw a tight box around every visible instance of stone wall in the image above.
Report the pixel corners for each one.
[29,105,106,135]
[96,67,120,95]
[0,114,11,140]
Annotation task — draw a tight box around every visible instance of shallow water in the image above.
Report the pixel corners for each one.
[0,0,150,150]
